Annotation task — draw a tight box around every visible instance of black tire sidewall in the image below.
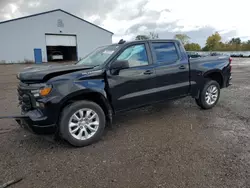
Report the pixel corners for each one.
[59,101,106,147]
[200,80,220,109]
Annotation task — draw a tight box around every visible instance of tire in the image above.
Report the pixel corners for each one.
[59,101,106,147]
[196,80,220,109]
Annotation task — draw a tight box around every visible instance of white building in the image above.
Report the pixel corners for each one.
[0,9,113,63]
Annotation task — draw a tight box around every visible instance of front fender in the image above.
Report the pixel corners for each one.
[58,89,113,126]
[59,88,108,107]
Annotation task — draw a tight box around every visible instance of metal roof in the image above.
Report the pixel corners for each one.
[0,9,113,35]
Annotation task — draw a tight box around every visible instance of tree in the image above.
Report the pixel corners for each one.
[202,46,209,51]
[135,35,150,40]
[184,43,201,51]
[149,32,159,39]
[174,34,190,45]
[203,32,222,51]
[241,41,250,51]
[229,38,241,44]
[135,32,250,51]
[228,37,241,51]
[135,32,159,40]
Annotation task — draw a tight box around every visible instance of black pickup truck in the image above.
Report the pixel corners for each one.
[16,39,232,147]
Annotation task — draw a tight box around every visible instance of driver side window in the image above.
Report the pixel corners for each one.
[117,44,149,67]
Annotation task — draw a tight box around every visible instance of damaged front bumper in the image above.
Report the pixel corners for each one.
[0,111,56,135]
[15,81,58,134]
[16,110,56,135]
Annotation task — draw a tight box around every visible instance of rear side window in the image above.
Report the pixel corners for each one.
[152,42,179,64]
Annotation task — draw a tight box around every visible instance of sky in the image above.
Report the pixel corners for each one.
[0,0,249,46]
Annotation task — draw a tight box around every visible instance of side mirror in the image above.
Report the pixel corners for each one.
[110,60,129,70]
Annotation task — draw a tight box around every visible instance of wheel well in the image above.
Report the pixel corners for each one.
[205,72,223,88]
[58,92,113,126]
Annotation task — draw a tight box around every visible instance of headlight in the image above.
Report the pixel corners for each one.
[31,85,52,97]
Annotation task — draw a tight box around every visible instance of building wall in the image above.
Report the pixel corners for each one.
[0,10,113,63]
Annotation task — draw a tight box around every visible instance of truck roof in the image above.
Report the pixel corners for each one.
[117,39,181,45]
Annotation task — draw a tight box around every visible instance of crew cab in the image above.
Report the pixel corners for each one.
[16,39,232,147]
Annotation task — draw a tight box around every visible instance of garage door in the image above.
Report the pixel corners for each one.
[45,35,77,46]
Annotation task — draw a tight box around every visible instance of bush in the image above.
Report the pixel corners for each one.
[23,59,35,64]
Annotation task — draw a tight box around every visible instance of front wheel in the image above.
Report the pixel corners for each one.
[59,101,106,147]
[195,80,220,109]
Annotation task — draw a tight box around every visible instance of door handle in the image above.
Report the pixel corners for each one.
[179,65,186,70]
[143,70,153,75]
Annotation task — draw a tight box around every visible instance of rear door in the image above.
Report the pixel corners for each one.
[149,41,190,100]
[107,42,157,111]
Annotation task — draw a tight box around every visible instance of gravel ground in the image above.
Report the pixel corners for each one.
[0,58,250,188]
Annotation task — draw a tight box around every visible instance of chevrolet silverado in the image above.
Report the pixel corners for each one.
[16,39,232,147]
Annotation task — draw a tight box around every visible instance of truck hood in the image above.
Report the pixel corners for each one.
[18,64,95,82]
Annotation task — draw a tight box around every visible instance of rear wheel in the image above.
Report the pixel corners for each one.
[195,80,220,109]
[59,101,106,147]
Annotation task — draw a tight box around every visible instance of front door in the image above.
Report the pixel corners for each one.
[107,42,156,112]
[149,41,190,100]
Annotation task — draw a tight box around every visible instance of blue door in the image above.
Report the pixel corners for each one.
[34,48,42,64]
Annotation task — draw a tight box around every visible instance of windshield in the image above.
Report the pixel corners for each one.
[76,45,119,66]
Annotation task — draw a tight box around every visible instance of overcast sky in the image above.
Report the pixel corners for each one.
[0,0,249,46]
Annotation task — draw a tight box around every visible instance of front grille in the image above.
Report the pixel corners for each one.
[17,83,33,112]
